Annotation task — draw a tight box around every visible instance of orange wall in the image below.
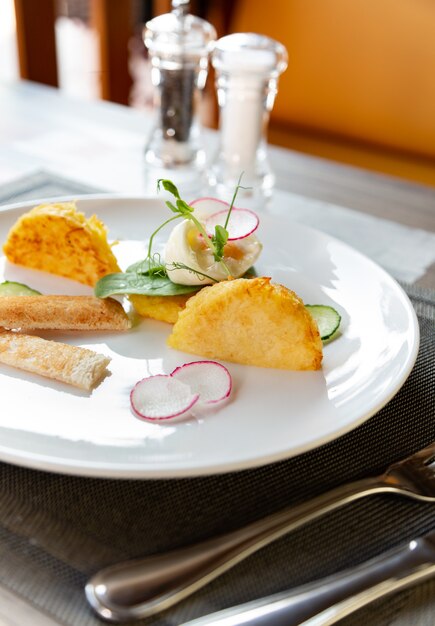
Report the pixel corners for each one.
[231,0,435,159]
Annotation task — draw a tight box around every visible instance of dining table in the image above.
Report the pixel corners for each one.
[0,79,434,626]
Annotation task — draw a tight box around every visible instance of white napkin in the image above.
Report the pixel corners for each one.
[271,189,435,284]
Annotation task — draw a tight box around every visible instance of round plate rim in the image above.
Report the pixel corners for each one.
[0,194,420,479]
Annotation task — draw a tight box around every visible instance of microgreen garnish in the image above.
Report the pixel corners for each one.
[168,262,219,283]
[94,176,254,299]
[128,253,167,277]
[157,176,248,267]
[157,179,223,264]
[223,172,250,230]
[146,214,180,261]
[209,172,250,261]
[212,224,229,261]
[156,179,181,200]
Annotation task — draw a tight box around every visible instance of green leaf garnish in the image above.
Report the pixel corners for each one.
[157,179,181,199]
[166,201,179,214]
[176,198,193,215]
[212,224,229,262]
[95,272,201,298]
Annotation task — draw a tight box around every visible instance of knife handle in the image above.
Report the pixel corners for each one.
[180,534,435,626]
[87,477,393,622]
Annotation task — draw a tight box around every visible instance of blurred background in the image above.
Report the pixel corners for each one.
[1,0,435,187]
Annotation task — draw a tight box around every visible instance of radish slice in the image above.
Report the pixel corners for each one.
[171,361,232,404]
[191,197,260,241]
[190,197,231,217]
[130,361,232,423]
[205,208,259,241]
[130,375,199,421]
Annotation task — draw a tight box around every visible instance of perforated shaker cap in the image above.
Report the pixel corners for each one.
[144,9,216,59]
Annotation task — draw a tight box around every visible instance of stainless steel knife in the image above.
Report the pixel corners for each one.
[180,530,435,626]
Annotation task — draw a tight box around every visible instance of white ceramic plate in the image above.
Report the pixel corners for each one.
[0,196,419,478]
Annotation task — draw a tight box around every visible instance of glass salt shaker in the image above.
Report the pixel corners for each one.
[209,33,288,208]
[143,0,216,193]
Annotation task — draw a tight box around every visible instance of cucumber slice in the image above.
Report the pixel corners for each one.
[0,281,41,296]
[306,304,341,340]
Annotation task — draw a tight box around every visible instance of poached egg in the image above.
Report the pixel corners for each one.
[164,220,262,286]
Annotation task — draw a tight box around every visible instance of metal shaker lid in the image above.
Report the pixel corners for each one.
[144,5,216,59]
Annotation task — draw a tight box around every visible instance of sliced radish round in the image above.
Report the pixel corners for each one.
[190,197,231,216]
[171,361,232,404]
[205,208,259,241]
[130,375,199,421]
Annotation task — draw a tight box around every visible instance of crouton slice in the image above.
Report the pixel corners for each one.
[0,295,130,331]
[0,329,111,390]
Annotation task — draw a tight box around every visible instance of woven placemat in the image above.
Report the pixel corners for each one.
[0,170,101,205]
[0,172,434,626]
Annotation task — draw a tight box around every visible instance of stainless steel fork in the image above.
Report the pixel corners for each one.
[85,441,435,623]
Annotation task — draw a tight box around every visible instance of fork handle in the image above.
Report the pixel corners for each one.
[179,534,435,626]
[86,476,394,622]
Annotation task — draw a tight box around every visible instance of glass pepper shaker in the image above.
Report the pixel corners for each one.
[209,33,288,207]
[143,0,216,192]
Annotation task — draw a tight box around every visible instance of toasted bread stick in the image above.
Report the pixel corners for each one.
[0,296,130,331]
[0,329,111,390]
